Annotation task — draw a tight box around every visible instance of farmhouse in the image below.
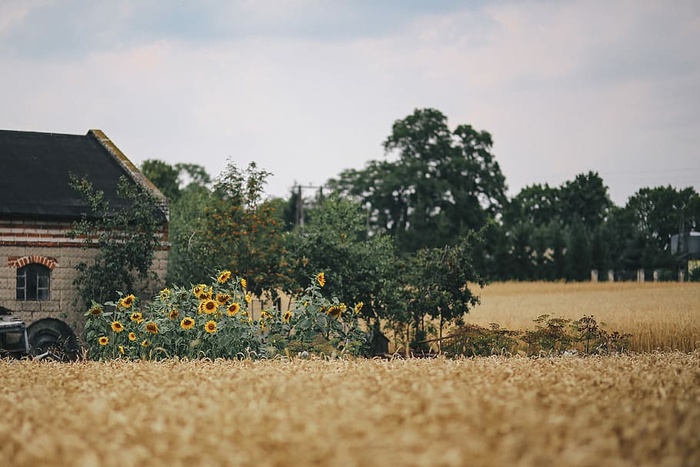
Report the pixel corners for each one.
[0,129,168,352]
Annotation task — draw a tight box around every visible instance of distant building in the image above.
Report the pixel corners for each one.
[0,129,168,351]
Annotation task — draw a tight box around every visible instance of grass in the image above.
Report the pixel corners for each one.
[464,282,700,352]
[1,355,699,466]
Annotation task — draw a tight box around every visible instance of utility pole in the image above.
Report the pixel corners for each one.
[293,183,322,230]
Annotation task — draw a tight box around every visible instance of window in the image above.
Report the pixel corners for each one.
[16,264,51,301]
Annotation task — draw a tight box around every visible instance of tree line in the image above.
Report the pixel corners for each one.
[127,108,699,348]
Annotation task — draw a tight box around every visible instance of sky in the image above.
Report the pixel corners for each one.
[1,0,699,206]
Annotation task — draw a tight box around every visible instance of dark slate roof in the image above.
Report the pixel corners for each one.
[0,129,167,222]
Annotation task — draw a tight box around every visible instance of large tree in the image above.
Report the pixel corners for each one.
[330,108,507,252]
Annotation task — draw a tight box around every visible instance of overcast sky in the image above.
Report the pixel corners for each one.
[1,0,698,206]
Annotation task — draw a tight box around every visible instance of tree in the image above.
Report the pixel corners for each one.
[70,175,165,307]
[197,161,291,298]
[283,195,400,326]
[330,108,507,252]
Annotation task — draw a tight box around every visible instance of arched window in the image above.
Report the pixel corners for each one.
[16,264,51,301]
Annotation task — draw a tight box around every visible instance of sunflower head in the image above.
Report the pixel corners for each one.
[227,302,241,317]
[327,306,342,319]
[245,293,252,304]
[145,322,159,334]
[181,317,195,330]
[141,340,150,348]
[130,312,143,324]
[111,321,125,333]
[354,302,364,314]
[89,305,103,317]
[240,278,247,289]
[119,294,136,309]
[216,293,231,305]
[204,320,217,334]
[98,336,109,346]
[118,345,125,355]
[128,332,137,341]
[316,272,326,287]
[282,311,293,323]
[202,299,218,314]
[217,270,232,284]
[159,288,171,301]
[168,309,179,320]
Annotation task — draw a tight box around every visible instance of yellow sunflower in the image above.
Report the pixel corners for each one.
[89,305,102,317]
[181,317,195,330]
[168,309,179,320]
[159,288,171,300]
[128,332,137,341]
[354,302,364,314]
[245,293,252,304]
[200,299,218,314]
[282,311,293,323]
[240,278,247,289]
[204,320,217,334]
[119,294,136,309]
[130,312,143,324]
[260,310,271,320]
[118,345,125,355]
[217,270,232,284]
[216,293,231,305]
[316,272,325,287]
[145,322,159,334]
[111,321,125,333]
[327,306,342,318]
[98,336,109,346]
[227,302,241,317]
[141,340,150,348]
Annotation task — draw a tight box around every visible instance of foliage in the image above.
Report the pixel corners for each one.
[283,195,400,325]
[440,314,631,357]
[69,175,165,308]
[83,271,371,360]
[329,108,507,252]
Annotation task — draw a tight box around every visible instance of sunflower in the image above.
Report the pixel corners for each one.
[282,311,293,323]
[119,294,136,309]
[200,299,218,314]
[159,288,171,300]
[118,345,125,355]
[218,270,232,284]
[240,278,247,289]
[227,302,241,317]
[98,336,109,346]
[316,272,325,287]
[260,310,272,320]
[192,284,209,299]
[354,302,364,314]
[168,309,179,320]
[130,312,143,324]
[128,332,137,341]
[141,340,150,348]
[111,321,125,333]
[327,306,342,319]
[89,305,103,317]
[216,293,231,305]
[204,320,217,334]
[181,317,195,330]
[145,322,159,334]
[245,293,252,304]
[197,288,212,300]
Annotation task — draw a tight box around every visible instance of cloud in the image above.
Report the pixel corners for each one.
[0,0,698,206]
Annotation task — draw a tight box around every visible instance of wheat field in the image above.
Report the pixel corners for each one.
[1,355,699,466]
[465,282,700,352]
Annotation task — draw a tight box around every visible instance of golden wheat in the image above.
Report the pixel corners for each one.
[1,355,699,466]
[463,282,700,352]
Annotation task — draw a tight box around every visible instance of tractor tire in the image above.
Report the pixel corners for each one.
[27,318,81,361]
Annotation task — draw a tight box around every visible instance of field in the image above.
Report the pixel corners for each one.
[1,282,699,466]
[465,282,700,352]
[1,355,699,466]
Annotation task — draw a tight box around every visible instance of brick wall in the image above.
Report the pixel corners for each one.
[1,219,168,338]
